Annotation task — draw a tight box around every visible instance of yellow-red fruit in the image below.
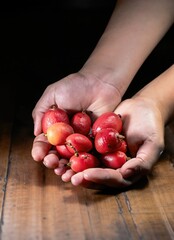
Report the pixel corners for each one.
[46,122,74,146]
[41,105,69,134]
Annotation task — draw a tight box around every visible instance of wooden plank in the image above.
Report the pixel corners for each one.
[0,76,16,223]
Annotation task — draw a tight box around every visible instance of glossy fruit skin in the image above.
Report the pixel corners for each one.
[66,133,93,154]
[42,109,129,172]
[116,139,127,153]
[46,122,74,146]
[56,144,74,159]
[69,152,100,172]
[101,151,127,169]
[70,111,92,136]
[94,128,122,154]
[41,105,69,134]
[92,112,122,136]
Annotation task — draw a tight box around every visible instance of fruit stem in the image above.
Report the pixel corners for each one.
[65,142,79,156]
[116,133,125,139]
[67,162,71,167]
[50,104,58,110]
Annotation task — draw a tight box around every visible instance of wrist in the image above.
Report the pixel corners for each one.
[80,60,133,99]
[133,94,168,127]
[134,65,174,125]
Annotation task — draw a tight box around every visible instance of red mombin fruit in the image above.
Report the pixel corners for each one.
[65,133,93,154]
[69,152,100,172]
[94,128,123,154]
[116,139,127,153]
[41,105,69,134]
[70,111,92,135]
[46,122,74,146]
[100,151,127,169]
[56,144,74,159]
[92,112,123,136]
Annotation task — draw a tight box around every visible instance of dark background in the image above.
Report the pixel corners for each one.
[0,0,173,112]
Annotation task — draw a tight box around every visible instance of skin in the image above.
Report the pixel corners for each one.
[31,0,174,189]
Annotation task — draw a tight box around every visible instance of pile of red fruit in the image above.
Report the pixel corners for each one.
[42,105,129,173]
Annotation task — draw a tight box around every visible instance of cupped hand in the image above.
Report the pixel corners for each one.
[116,96,164,180]
[32,71,121,136]
[31,70,121,163]
[62,96,164,189]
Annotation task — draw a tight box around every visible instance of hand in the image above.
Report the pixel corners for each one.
[32,71,121,136]
[31,70,121,163]
[62,96,164,189]
[117,96,164,180]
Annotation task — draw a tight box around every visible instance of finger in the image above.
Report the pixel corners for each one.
[33,114,43,136]
[31,133,52,162]
[54,159,70,176]
[32,106,46,136]
[71,168,132,189]
[120,140,164,179]
[61,169,75,182]
[43,150,59,169]
[71,172,107,190]
[119,158,146,184]
[32,92,55,136]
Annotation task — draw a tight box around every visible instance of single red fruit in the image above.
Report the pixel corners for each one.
[70,111,92,135]
[92,112,123,136]
[69,152,100,172]
[56,144,74,159]
[94,128,123,154]
[101,151,127,169]
[116,139,127,153]
[46,122,74,146]
[65,133,93,154]
[41,105,69,134]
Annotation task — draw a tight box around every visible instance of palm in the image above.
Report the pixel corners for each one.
[32,72,121,135]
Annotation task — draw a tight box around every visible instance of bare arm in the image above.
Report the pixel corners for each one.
[81,0,174,97]
[134,64,174,125]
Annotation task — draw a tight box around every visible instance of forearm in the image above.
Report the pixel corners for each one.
[81,0,174,96]
[134,65,174,125]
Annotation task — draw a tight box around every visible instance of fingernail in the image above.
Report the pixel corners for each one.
[71,176,80,186]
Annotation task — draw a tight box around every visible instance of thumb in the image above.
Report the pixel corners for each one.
[32,108,45,136]
[120,140,164,180]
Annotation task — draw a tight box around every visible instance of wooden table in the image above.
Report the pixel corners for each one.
[1,79,174,240]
